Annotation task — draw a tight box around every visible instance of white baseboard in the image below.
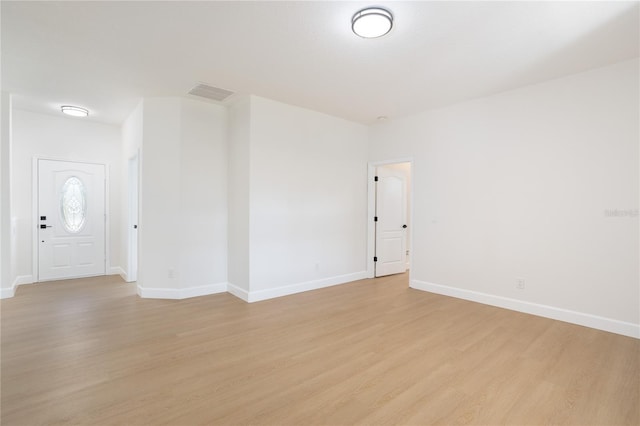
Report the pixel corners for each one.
[227,282,249,302]
[247,271,368,303]
[181,283,227,299]
[137,271,367,304]
[0,285,16,299]
[137,282,228,300]
[4,271,369,304]
[411,279,640,339]
[1,275,34,299]
[14,275,34,286]
[108,266,128,282]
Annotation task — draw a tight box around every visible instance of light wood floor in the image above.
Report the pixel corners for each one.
[1,274,638,425]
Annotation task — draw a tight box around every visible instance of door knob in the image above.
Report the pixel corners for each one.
[402,224,407,228]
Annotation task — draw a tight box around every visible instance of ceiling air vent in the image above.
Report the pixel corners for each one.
[188,83,234,102]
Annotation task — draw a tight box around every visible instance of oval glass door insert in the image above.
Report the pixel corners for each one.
[60,176,87,233]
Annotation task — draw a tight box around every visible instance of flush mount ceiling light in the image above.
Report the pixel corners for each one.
[61,105,89,117]
[352,7,393,38]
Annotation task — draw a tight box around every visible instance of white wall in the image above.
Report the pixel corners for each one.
[179,98,228,288]
[137,98,181,291]
[10,109,123,285]
[136,97,228,297]
[133,94,369,302]
[247,96,369,299]
[122,101,143,160]
[121,100,143,280]
[227,96,251,293]
[369,58,639,336]
[0,92,12,295]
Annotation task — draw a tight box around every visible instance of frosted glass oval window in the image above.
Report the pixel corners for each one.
[60,176,87,233]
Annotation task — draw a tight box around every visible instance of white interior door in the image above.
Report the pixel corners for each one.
[375,166,407,277]
[38,159,106,281]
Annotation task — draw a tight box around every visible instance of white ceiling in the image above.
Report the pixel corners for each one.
[2,1,639,126]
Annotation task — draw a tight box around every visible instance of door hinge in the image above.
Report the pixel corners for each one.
[374,216,378,222]
[374,176,379,182]
[374,256,378,262]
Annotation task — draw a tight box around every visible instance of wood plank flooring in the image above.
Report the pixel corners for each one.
[1,274,638,425]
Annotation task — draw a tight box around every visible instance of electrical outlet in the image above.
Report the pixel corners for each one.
[516,278,525,290]
[315,263,320,272]
[168,268,175,279]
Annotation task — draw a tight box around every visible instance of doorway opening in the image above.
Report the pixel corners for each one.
[367,159,413,284]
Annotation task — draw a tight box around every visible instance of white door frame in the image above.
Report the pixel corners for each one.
[32,157,110,282]
[367,158,414,281]
[127,151,139,282]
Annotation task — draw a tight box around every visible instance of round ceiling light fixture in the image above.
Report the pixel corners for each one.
[61,105,89,117]
[352,7,393,38]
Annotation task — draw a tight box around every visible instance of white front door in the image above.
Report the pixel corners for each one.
[38,159,106,281]
[375,166,407,277]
